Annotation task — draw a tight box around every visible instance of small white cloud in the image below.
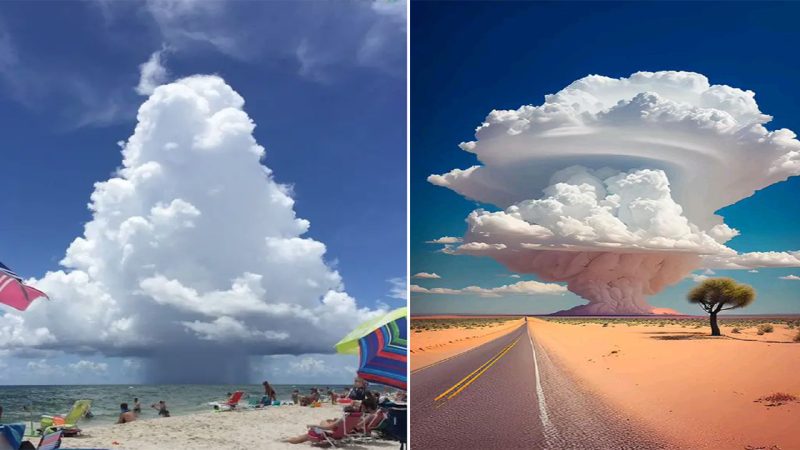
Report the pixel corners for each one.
[387,277,407,300]
[688,273,709,283]
[779,275,800,280]
[288,357,329,375]
[412,272,441,279]
[135,47,169,96]
[426,236,462,244]
[410,280,566,298]
[69,360,108,374]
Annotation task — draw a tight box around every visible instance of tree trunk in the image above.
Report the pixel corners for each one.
[709,312,721,336]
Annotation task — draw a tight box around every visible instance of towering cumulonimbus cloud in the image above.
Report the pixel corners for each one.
[0,75,383,382]
[429,71,800,315]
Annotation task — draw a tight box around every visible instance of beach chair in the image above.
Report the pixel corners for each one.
[39,400,91,437]
[210,391,246,411]
[223,391,245,410]
[307,411,364,448]
[36,429,61,450]
[343,409,388,444]
[375,406,406,449]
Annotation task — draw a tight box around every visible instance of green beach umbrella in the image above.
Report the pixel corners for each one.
[335,307,407,354]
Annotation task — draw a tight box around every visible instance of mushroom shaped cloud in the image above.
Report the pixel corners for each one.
[429,71,800,315]
[0,75,384,382]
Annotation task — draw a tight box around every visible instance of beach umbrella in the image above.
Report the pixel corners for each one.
[0,261,48,311]
[335,307,407,354]
[336,307,407,390]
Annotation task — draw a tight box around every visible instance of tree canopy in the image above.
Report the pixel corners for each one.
[687,277,756,313]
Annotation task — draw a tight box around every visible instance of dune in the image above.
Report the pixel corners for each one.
[55,404,397,450]
[529,317,800,449]
[410,317,523,371]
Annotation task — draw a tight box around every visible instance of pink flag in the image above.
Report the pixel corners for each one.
[0,272,48,311]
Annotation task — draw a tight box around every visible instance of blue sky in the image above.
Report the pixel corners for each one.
[411,2,800,316]
[0,0,406,384]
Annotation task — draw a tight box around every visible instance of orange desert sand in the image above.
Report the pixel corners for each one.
[410,317,524,371]
[529,318,800,450]
[58,404,396,450]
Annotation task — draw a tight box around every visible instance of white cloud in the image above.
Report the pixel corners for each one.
[426,236,462,244]
[779,275,800,281]
[412,272,441,279]
[135,47,169,95]
[288,357,330,375]
[138,0,405,80]
[69,360,108,374]
[688,273,709,283]
[0,75,383,381]
[387,277,407,300]
[429,71,800,314]
[410,280,566,298]
[702,251,800,269]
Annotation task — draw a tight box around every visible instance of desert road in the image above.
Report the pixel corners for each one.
[410,321,668,449]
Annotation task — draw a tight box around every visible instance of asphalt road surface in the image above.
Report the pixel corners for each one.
[411,321,669,449]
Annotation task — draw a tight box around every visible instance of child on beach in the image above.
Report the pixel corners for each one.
[132,397,141,413]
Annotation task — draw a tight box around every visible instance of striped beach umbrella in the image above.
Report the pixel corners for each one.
[357,314,407,390]
[335,307,407,390]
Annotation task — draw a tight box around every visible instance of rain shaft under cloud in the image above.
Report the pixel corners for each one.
[429,71,800,315]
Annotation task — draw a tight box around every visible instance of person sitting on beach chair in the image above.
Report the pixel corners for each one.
[284,409,365,445]
[298,388,320,406]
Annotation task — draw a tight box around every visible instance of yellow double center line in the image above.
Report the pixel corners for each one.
[434,336,521,407]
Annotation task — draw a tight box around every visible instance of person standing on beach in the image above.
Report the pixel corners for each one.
[262,380,277,403]
[132,397,141,413]
[117,403,136,424]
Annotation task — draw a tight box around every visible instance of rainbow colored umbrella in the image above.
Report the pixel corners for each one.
[335,307,407,390]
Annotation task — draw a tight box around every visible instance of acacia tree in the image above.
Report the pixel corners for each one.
[688,278,755,336]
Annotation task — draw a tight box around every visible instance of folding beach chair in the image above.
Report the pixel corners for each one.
[40,400,91,437]
[222,391,245,410]
[307,411,364,448]
[36,429,62,450]
[376,406,406,449]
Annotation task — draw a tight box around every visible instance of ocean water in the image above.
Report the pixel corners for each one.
[0,384,348,428]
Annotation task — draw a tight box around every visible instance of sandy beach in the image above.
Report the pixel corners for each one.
[54,405,399,450]
[530,317,800,450]
[410,317,523,371]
